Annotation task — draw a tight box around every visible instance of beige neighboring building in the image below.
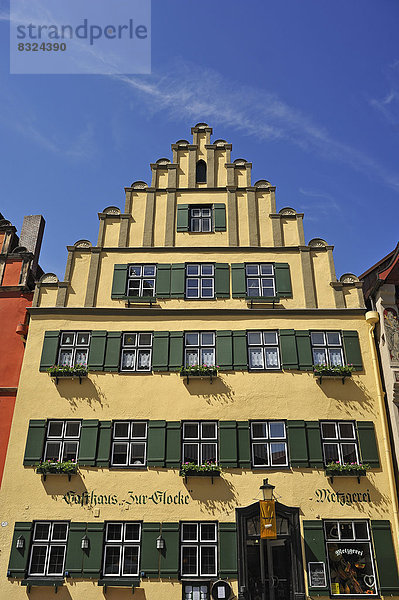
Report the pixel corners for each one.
[360,243,399,477]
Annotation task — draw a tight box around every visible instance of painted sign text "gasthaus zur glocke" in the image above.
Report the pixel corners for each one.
[63,490,191,507]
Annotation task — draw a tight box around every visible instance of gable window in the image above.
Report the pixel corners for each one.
[311,331,343,366]
[195,160,207,183]
[185,332,215,367]
[186,264,214,298]
[58,331,90,367]
[250,421,288,467]
[320,421,359,465]
[43,420,80,462]
[120,333,152,372]
[181,522,217,577]
[324,520,377,595]
[111,421,147,467]
[127,265,156,298]
[190,207,212,232]
[247,331,280,370]
[246,264,275,297]
[182,421,218,465]
[28,521,69,577]
[103,522,141,577]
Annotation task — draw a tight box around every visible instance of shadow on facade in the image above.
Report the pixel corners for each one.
[182,376,235,404]
[315,377,374,418]
[52,377,108,410]
[183,474,238,514]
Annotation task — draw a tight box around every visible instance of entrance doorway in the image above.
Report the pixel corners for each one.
[237,502,305,600]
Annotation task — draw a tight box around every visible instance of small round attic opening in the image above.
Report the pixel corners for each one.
[196,160,207,183]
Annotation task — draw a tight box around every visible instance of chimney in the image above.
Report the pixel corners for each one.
[19,215,45,277]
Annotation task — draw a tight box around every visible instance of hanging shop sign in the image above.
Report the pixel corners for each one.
[211,580,233,600]
[63,489,191,507]
[314,489,372,506]
[259,500,277,539]
[308,562,327,588]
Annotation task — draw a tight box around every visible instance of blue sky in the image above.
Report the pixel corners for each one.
[1,0,398,279]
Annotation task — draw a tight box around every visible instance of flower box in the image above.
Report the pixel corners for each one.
[180,365,219,383]
[325,462,369,483]
[181,469,221,478]
[36,461,78,481]
[180,462,221,483]
[47,365,88,384]
[313,364,354,384]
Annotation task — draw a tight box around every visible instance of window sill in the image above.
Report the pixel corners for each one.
[180,371,218,384]
[36,466,78,481]
[98,578,139,592]
[325,469,367,483]
[49,372,87,385]
[21,578,64,592]
[180,469,221,483]
[246,296,279,308]
[125,297,157,307]
[315,373,352,385]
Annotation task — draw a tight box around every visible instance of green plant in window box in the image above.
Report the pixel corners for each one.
[313,363,354,377]
[47,364,88,378]
[180,461,221,477]
[179,364,219,377]
[36,459,78,478]
[325,461,370,477]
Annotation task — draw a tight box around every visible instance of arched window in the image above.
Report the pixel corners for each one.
[196,160,207,183]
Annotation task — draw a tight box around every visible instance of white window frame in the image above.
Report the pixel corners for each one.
[320,421,359,465]
[185,264,215,299]
[120,333,153,372]
[182,422,218,466]
[190,206,212,232]
[58,331,90,368]
[28,522,69,577]
[250,421,288,468]
[184,332,216,367]
[127,264,156,298]
[247,331,280,371]
[111,421,148,467]
[44,420,80,462]
[180,522,218,578]
[311,331,344,366]
[103,522,141,577]
[245,263,275,297]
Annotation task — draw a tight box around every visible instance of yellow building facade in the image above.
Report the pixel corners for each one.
[1,123,399,600]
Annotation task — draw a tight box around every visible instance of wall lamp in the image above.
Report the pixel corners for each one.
[260,478,275,501]
[156,535,165,550]
[16,535,25,550]
[81,534,90,550]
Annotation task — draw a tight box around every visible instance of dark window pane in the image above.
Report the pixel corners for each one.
[326,332,341,345]
[131,422,146,438]
[182,523,198,541]
[252,423,267,439]
[201,422,216,439]
[112,443,128,466]
[183,443,198,464]
[114,422,129,438]
[107,524,123,541]
[253,443,268,466]
[311,332,325,345]
[44,441,61,462]
[61,332,75,346]
[63,441,78,461]
[130,443,145,465]
[247,332,262,345]
[52,523,68,541]
[246,265,259,276]
[325,521,339,540]
[34,523,51,541]
[321,423,337,439]
[184,423,199,439]
[47,546,66,575]
[201,443,217,463]
[323,443,340,464]
[270,443,287,466]
[104,546,121,575]
[354,522,369,540]
[125,523,140,542]
[338,422,355,439]
[48,421,64,437]
[77,332,90,346]
[340,522,354,540]
[123,546,139,575]
[200,524,216,541]
[200,546,216,575]
[182,546,197,575]
[138,333,152,346]
[29,546,47,574]
[341,443,358,463]
[123,334,137,346]
[129,266,142,277]
[65,421,80,437]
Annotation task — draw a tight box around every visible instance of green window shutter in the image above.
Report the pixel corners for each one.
[231,264,246,298]
[306,421,323,468]
[39,331,60,371]
[83,523,105,578]
[111,264,128,299]
[104,332,122,372]
[237,421,251,468]
[219,523,237,578]
[171,263,185,298]
[233,330,248,370]
[213,203,226,231]
[342,330,363,371]
[295,331,313,371]
[357,421,380,467]
[287,421,308,468]
[216,330,233,370]
[87,331,106,371]
[152,332,169,372]
[274,263,292,298]
[166,421,181,468]
[78,420,99,466]
[96,421,112,467]
[177,205,189,232]
[219,421,238,468]
[160,522,179,578]
[303,521,329,594]
[371,520,399,594]
[169,331,183,371]
[280,329,298,370]
[141,522,161,577]
[23,419,46,465]
[156,264,171,298]
[65,522,86,577]
[7,522,33,578]
[215,263,230,298]
[147,421,166,467]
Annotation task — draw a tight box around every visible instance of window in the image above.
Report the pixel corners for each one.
[28,522,69,577]
[186,264,214,298]
[43,420,80,462]
[111,422,147,467]
[183,583,209,600]
[58,331,90,367]
[246,264,275,297]
[184,332,215,367]
[127,265,156,298]
[182,422,218,465]
[311,331,344,366]
[324,520,377,595]
[247,331,280,370]
[190,207,212,232]
[120,333,152,372]
[181,522,217,577]
[103,522,141,577]
[196,160,207,183]
[321,421,359,465]
[250,421,288,467]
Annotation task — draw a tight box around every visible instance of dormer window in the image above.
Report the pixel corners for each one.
[196,160,207,183]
